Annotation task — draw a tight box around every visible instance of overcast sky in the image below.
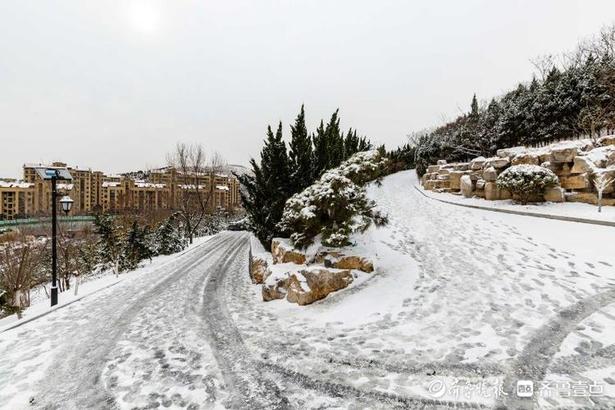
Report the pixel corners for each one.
[1,1,614,178]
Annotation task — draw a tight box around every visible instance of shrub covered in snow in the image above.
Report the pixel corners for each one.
[278,150,388,248]
[496,164,559,204]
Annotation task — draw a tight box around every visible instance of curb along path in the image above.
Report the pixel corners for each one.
[414,185,615,228]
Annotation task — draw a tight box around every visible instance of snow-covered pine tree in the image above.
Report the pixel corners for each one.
[278,150,389,248]
[122,221,154,271]
[93,214,124,277]
[288,105,313,192]
[470,93,479,119]
[311,119,328,179]
[238,123,292,246]
[325,109,345,168]
[156,214,186,255]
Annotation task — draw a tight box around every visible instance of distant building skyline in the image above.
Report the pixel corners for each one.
[2,1,615,178]
[0,161,242,220]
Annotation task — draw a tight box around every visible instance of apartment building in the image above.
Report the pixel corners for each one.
[0,180,35,220]
[0,162,242,220]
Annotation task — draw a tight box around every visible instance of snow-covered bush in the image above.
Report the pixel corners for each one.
[496,164,559,204]
[334,150,389,185]
[155,214,187,255]
[278,151,388,248]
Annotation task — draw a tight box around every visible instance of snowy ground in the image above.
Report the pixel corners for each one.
[1,170,614,409]
[419,186,615,224]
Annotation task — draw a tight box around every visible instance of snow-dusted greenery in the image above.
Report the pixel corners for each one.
[95,214,189,275]
[413,25,615,175]
[155,214,187,255]
[496,165,559,204]
[237,106,373,247]
[278,150,388,248]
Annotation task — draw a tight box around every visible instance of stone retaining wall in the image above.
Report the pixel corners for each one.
[421,136,615,206]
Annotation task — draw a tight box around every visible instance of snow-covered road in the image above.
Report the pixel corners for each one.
[1,170,615,409]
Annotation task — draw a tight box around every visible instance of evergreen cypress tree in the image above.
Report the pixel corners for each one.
[343,128,358,157]
[312,120,328,179]
[288,105,313,192]
[325,109,344,168]
[470,93,479,118]
[238,106,374,247]
[238,123,292,246]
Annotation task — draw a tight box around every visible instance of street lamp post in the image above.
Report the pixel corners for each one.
[35,167,73,307]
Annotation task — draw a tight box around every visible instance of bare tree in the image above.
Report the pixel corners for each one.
[530,54,557,80]
[168,143,226,243]
[592,172,614,213]
[0,240,42,318]
[577,103,608,144]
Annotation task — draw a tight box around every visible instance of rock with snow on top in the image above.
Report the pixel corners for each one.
[470,156,486,170]
[550,144,578,163]
[497,146,527,158]
[598,135,615,147]
[250,254,269,284]
[485,157,510,169]
[271,238,306,265]
[285,267,353,306]
[483,167,497,182]
[512,152,540,166]
[570,156,595,174]
[324,254,374,273]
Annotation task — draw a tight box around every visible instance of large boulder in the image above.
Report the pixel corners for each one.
[427,164,440,173]
[250,254,269,284]
[559,174,589,190]
[512,152,540,166]
[436,159,447,166]
[470,156,486,170]
[286,267,353,306]
[484,182,498,200]
[262,271,290,301]
[598,135,615,147]
[565,192,599,205]
[453,163,470,171]
[555,163,572,177]
[485,157,510,169]
[483,166,497,182]
[449,171,466,190]
[497,146,526,158]
[423,179,436,190]
[460,175,475,197]
[271,238,306,265]
[484,182,511,200]
[433,180,451,190]
[324,254,374,273]
[550,144,578,163]
[571,156,595,174]
[544,186,565,202]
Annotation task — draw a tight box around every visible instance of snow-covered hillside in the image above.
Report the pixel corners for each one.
[1,170,614,409]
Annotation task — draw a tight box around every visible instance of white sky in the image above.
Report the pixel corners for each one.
[1,0,614,178]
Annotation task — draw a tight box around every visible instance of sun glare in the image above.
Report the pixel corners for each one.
[127,2,161,34]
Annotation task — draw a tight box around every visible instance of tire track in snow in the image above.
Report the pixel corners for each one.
[200,232,291,409]
[28,236,234,410]
[496,289,615,410]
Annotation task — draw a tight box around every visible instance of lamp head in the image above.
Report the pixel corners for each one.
[60,196,73,214]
